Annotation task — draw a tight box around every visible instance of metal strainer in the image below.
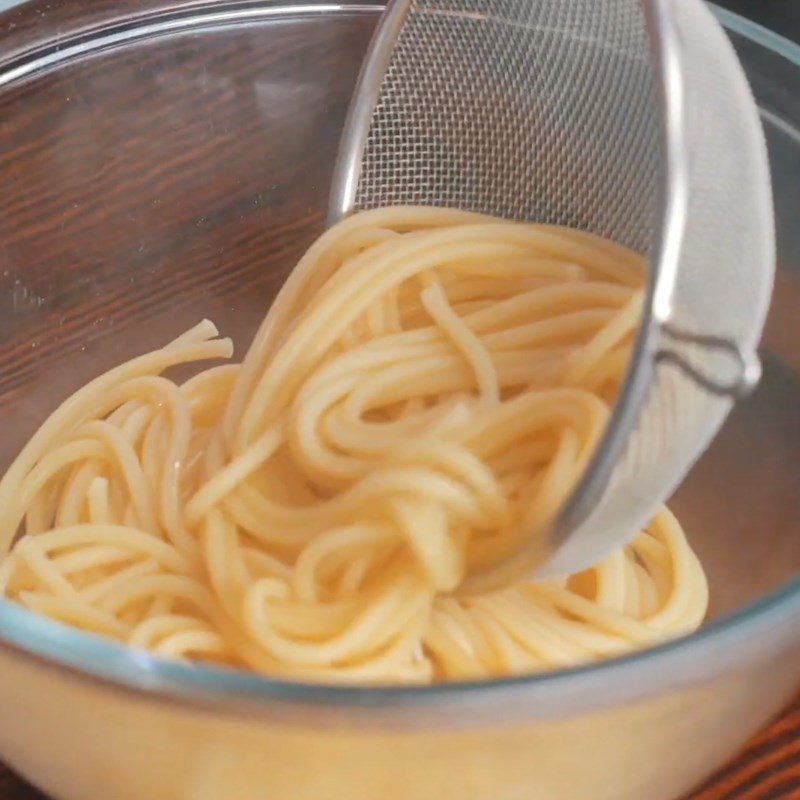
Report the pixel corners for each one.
[328,0,775,578]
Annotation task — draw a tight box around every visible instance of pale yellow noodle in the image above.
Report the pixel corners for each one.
[0,207,708,683]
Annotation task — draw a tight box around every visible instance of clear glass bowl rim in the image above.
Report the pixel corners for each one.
[0,0,797,713]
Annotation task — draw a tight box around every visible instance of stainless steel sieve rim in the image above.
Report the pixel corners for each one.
[327,0,763,576]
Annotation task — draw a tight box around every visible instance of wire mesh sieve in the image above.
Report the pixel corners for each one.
[329,0,775,578]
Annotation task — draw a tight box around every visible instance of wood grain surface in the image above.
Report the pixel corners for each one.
[0,2,797,799]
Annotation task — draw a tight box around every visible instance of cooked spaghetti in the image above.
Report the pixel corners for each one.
[0,206,708,683]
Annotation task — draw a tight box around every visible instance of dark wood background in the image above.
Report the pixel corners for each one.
[0,1,797,798]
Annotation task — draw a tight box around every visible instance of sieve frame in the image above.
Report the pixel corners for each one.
[327,0,764,578]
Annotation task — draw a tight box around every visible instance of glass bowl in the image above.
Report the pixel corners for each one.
[0,3,797,799]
